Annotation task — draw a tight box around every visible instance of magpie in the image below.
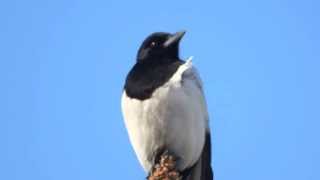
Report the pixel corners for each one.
[121,31,213,180]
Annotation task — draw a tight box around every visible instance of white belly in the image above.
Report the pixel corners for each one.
[121,76,206,172]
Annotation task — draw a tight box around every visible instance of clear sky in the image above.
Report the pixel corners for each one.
[1,0,319,179]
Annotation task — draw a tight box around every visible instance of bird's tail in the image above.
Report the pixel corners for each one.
[182,133,213,180]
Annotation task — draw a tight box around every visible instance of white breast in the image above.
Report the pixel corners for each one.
[121,58,208,173]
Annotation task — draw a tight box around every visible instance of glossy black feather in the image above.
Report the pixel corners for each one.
[124,60,183,100]
[201,132,214,180]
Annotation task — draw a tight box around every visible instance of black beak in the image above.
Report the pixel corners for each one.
[163,31,186,48]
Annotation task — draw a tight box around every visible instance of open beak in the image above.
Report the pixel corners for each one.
[163,31,186,48]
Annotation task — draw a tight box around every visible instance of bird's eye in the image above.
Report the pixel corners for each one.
[150,41,156,47]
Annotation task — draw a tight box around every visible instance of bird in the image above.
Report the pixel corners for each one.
[121,31,213,180]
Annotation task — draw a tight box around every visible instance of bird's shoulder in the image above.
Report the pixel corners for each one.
[168,57,203,90]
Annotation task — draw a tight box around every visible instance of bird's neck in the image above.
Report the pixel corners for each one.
[137,57,179,65]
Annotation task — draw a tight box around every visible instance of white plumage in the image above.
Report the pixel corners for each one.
[121,57,209,172]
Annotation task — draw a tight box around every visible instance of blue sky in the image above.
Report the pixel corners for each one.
[1,0,319,179]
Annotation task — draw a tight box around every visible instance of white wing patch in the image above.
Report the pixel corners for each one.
[170,57,193,82]
[121,57,209,173]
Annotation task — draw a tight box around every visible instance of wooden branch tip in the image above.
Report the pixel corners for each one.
[148,154,182,180]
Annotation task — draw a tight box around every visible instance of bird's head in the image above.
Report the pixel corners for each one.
[137,31,186,63]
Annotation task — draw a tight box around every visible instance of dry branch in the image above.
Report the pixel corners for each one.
[148,153,182,180]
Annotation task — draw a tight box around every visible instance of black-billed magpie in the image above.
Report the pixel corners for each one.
[121,31,213,180]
